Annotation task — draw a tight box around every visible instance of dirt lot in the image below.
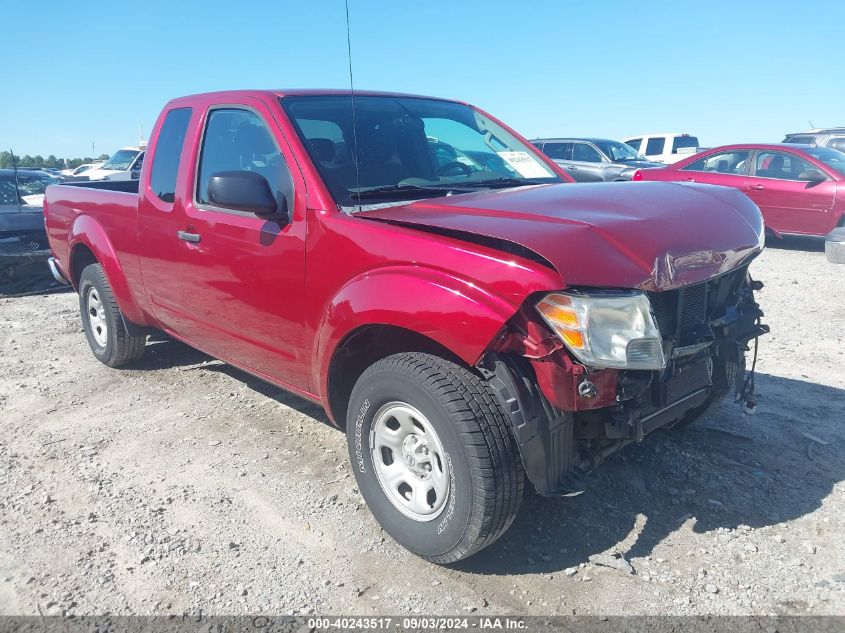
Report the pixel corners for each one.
[1,237,843,617]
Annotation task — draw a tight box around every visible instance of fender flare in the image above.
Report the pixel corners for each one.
[313,265,521,400]
[68,215,146,325]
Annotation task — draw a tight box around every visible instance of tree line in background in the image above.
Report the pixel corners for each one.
[0,151,111,170]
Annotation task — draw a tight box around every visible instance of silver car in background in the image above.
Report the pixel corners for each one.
[783,128,845,152]
[532,137,664,182]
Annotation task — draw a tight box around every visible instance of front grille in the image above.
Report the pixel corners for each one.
[648,266,747,342]
[679,284,706,331]
[648,291,676,335]
[664,358,712,403]
[644,268,747,408]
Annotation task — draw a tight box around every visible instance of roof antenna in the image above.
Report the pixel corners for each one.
[808,120,815,129]
[9,148,21,213]
[345,0,361,211]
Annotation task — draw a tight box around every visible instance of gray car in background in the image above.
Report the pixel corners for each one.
[532,137,664,182]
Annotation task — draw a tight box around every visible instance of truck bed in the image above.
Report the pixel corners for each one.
[44,181,140,288]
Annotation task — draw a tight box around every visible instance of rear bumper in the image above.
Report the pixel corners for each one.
[47,257,70,284]
[825,227,845,264]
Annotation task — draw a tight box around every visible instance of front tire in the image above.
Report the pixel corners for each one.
[346,352,523,563]
[78,263,145,367]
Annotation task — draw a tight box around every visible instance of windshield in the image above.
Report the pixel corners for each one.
[281,95,560,207]
[593,140,643,162]
[101,149,139,171]
[804,147,845,176]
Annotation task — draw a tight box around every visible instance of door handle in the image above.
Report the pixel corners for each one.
[567,166,578,170]
[683,177,695,182]
[177,230,201,243]
[749,184,765,191]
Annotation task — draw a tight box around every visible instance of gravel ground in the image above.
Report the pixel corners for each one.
[0,236,843,617]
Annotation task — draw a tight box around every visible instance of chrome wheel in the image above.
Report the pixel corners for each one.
[370,402,451,522]
[86,287,108,347]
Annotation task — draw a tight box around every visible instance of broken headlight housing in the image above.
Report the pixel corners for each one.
[535,291,666,370]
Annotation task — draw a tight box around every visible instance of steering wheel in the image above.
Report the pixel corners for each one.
[436,161,472,177]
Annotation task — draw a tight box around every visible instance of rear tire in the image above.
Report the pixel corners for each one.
[346,352,523,563]
[78,263,145,367]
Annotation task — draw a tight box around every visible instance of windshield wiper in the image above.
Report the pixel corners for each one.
[457,177,551,189]
[349,184,471,201]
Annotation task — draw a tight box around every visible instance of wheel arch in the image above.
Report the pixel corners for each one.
[68,216,146,325]
[326,324,471,429]
[316,266,519,427]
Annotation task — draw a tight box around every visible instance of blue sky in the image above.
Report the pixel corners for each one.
[3,0,843,158]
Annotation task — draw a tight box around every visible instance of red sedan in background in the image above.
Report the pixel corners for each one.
[634,144,845,238]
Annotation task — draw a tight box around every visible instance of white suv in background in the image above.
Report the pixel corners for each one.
[623,133,700,164]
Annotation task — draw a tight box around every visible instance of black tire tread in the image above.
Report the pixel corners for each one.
[359,352,523,563]
[80,264,145,367]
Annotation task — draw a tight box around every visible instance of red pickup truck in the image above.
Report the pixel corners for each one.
[44,90,768,563]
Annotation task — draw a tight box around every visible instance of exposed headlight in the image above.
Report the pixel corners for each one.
[535,291,666,370]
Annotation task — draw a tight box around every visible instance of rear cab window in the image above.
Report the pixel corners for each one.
[150,108,192,203]
[672,136,699,153]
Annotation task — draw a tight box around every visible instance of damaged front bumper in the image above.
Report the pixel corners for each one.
[485,266,769,497]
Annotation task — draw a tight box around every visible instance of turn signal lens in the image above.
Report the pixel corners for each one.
[560,330,585,350]
[538,301,579,328]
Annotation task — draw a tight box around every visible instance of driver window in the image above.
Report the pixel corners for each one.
[754,151,814,181]
[572,143,602,163]
[541,142,572,160]
[196,108,293,212]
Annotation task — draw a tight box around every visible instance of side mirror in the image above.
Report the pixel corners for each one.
[207,171,284,219]
[799,169,825,186]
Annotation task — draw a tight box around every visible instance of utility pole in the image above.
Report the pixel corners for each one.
[92,141,95,159]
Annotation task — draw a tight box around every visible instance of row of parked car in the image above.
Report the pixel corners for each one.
[531,127,845,261]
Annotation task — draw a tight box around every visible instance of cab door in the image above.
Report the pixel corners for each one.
[745,150,836,235]
[567,142,606,182]
[138,97,309,390]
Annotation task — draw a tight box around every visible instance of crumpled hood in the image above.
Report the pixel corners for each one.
[358,182,764,291]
